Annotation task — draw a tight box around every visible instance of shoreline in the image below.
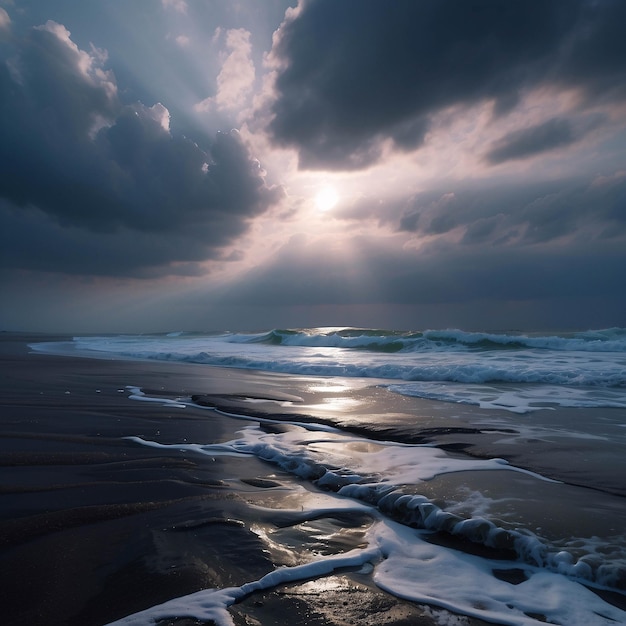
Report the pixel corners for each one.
[1,334,494,626]
[20,331,626,498]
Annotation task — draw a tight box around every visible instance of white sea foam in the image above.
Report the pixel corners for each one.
[105,544,381,626]
[127,415,555,485]
[126,386,187,408]
[105,496,626,626]
[371,520,626,626]
[421,327,626,352]
[386,381,626,413]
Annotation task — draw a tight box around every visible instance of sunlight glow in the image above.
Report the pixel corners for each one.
[315,186,339,211]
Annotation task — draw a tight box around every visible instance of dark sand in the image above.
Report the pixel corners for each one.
[0,334,493,626]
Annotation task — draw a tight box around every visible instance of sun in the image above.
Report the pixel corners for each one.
[314,186,339,212]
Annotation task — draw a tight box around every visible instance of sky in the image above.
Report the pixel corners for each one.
[1,0,625,333]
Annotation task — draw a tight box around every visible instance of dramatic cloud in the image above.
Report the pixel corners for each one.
[195,28,256,115]
[485,115,604,164]
[0,21,282,277]
[2,1,625,332]
[396,175,626,244]
[267,0,626,169]
[485,118,578,164]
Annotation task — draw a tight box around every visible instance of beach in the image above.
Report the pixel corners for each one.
[1,332,625,626]
[0,334,477,625]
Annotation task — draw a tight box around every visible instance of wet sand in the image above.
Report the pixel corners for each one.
[0,334,493,626]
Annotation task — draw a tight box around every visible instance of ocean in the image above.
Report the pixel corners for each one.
[29,327,626,625]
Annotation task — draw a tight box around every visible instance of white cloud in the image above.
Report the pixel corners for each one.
[195,28,256,116]
[0,7,10,33]
[144,102,171,132]
[175,34,190,47]
[34,20,117,103]
[165,32,191,48]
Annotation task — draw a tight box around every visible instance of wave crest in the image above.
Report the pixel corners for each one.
[223,327,626,353]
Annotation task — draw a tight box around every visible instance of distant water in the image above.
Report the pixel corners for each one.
[42,326,626,413]
[30,328,626,625]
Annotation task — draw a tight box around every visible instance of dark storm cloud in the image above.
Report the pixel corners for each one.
[0,199,216,278]
[0,21,282,276]
[485,118,576,164]
[485,115,605,164]
[268,0,626,169]
[395,176,626,244]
